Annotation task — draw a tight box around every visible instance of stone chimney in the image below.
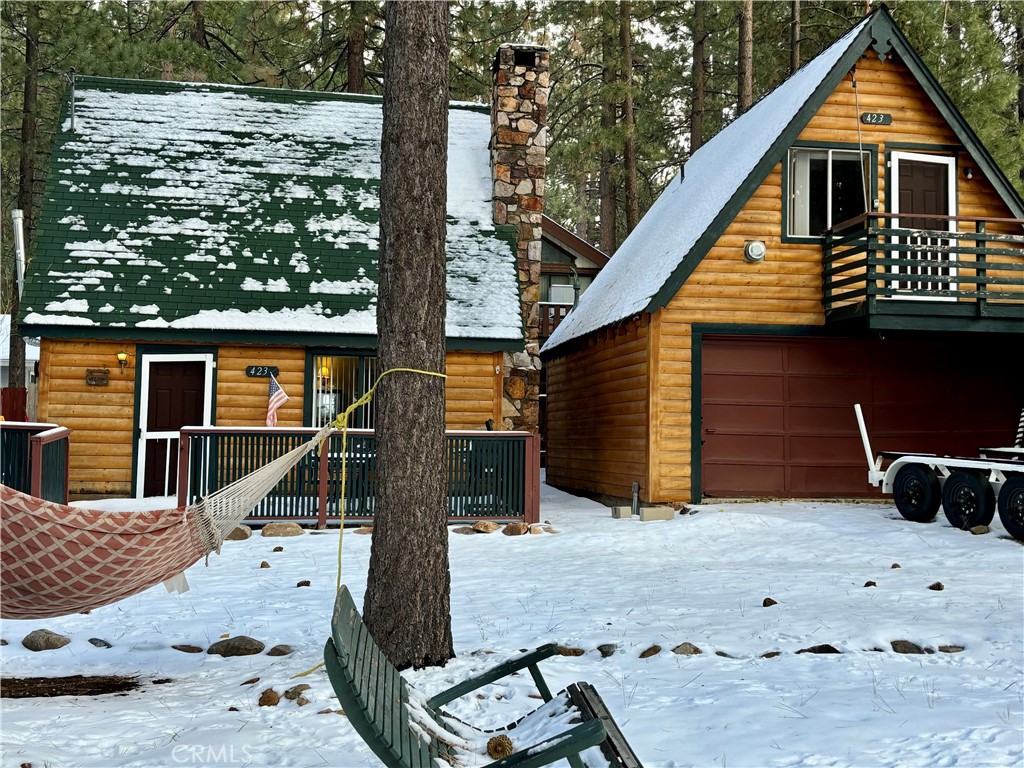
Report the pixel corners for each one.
[491,43,548,432]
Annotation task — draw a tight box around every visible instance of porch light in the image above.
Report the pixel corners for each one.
[116,351,130,371]
[963,166,974,180]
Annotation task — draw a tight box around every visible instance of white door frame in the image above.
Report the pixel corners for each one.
[136,353,215,498]
[889,151,957,299]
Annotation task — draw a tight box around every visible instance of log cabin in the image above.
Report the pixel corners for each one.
[19,45,549,498]
[542,8,1024,506]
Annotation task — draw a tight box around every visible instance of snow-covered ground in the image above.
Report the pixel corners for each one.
[2,480,1022,768]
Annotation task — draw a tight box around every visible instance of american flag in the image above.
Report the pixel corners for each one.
[266,374,289,427]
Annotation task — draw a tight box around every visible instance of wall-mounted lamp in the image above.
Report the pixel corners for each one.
[743,240,767,263]
[963,166,974,180]
[116,351,130,371]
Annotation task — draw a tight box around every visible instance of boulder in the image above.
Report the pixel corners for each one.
[22,629,71,652]
[671,642,703,656]
[267,644,295,657]
[172,644,204,654]
[502,522,530,536]
[639,645,662,658]
[597,643,618,658]
[207,636,265,657]
[88,638,112,648]
[225,525,252,541]
[258,688,280,707]
[891,640,926,654]
[261,522,304,537]
[796,644,841,654]
[472,521,501,534]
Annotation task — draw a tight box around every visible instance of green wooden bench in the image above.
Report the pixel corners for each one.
[323,585,644,767]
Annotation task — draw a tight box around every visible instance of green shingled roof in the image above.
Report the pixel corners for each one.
[21,76,523,350]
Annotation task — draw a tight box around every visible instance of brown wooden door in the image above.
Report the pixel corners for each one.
[894,155,954,293]
[143,361,205,496]
[700,335,1020,499]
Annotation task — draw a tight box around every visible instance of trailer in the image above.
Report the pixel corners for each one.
[854,404,1024,542]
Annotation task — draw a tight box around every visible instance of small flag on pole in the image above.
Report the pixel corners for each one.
[266,374,289,427]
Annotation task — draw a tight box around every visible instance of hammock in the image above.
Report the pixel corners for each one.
[1,424,333,620]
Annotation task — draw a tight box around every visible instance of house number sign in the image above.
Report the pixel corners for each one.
[245,365,279,378]
[860,112,893,125]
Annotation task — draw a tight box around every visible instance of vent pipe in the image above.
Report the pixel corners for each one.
[67,68,76,132]
[11,209,26,298]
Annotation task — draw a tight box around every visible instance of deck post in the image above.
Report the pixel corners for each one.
[176,429,191,509]
[524,431,541,524]
[975,219,987,316]
[29,434,43,500]
[317,433,330,529]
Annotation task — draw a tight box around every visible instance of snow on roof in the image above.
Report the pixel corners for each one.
[21,78,522,343]
[543,15,872,352]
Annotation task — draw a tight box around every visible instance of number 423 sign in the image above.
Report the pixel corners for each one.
[245,365,279,378]
[860,112,893,125]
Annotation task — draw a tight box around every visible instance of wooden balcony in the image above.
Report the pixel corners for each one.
[823,213,1024,333]
[539,302,572,340]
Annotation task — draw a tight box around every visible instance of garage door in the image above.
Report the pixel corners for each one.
[700,335,1020,498]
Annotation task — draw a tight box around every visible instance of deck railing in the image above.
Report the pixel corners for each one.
[0,421,72,503]
[540,302,572,340]
[823,213,1024,317]
[176,427,541,526]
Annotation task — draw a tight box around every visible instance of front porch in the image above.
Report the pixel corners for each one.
[823,213,1024,333]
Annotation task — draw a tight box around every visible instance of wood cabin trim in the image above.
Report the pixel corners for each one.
[21,325,524,354]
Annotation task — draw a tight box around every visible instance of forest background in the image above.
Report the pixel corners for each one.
[3,0,1023,374]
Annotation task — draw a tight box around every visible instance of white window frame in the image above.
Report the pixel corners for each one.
[788,147,871,237]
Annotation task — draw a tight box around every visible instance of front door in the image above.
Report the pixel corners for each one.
[890,152,956,297]
[137,354,214,497]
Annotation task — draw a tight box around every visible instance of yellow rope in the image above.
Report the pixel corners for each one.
[292,367,445,680]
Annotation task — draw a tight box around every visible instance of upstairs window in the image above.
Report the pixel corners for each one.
[788,148,871,237]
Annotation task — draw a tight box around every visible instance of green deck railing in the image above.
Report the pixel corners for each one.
[0,421,72,503]
[822,213,1024,325]
[176,427,540,526]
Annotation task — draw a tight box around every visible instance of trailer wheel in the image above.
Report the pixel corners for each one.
[941,471,995,529]
[892,464,940,522]
[997,476,1024,541]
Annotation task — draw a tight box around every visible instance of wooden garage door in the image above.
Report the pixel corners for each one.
[700,335,1020,498]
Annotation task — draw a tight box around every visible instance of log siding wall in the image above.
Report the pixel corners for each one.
[37,340,504,496]
[544,317,649,501]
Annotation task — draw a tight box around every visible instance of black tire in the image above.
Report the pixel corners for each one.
[941,471,995,529]
[892,464,940,522]
[997,476,1024,542]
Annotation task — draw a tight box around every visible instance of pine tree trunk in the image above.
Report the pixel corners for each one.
[790,0,801,74]
[9,4,40,393]
[738,0,753,114]
[690,0,706,152]
[599,9,618,255]
[620,1,639,234]
[346,0,367,93]
[363,0,453,671]
[191,0,208,48]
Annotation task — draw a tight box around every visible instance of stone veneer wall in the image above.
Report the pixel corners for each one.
[491,44,549,431]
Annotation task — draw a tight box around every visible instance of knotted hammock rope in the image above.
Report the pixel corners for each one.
[1,367,444,622]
